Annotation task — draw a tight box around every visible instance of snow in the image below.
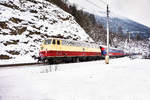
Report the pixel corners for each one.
[0,0,93,64]
[0,55,37,64]
[0,57,150,100]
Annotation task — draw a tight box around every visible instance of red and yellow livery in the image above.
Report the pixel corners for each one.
[39,38,102,63]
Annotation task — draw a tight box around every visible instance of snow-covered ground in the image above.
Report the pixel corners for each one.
[0,57,150,100]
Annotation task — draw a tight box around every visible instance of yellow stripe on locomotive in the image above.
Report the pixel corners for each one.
[40,38,101,53]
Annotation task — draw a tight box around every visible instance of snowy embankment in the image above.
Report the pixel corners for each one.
[0,0,93,64]
[0,57,150,100]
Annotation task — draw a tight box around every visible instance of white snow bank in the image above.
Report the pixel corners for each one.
[0,57,150,100]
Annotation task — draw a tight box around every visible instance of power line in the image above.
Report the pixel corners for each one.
[99,11,106,14]
[86,0,106,11]
[86,0,120,31]
[97,0,107,5]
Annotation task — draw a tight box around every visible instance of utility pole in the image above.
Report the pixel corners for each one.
[128,31,131,58]
[105,4,110,64]
[127,31,132,58]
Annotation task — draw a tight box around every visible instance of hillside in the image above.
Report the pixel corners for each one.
[67,0,150,39]
[0,0,93,64]
[96,16,150,38]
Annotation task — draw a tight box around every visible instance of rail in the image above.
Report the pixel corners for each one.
[0,63,42,67]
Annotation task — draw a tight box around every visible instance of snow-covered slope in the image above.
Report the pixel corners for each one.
[0,0,93,64]
[96,16,150,38]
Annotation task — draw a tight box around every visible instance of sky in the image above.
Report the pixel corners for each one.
[68,0,150,28]
[109,0,150,27]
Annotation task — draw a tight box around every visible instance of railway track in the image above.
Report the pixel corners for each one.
[0,57,119,67]
[0,60,84,67]
[0,63,42,67]
[0,56,125,67]
[0,59,98,67]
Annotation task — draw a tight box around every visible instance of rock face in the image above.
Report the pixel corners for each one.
[0,0,93,63]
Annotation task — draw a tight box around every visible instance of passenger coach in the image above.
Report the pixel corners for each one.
[100,45,127,58]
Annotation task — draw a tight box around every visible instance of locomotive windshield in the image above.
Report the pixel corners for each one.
[44,39,51,45]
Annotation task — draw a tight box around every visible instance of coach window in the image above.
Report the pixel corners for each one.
[52,39,56,44]
[57,40,60,45]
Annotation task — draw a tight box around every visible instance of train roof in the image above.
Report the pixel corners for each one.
[100,45,123,51]
[44,37,98,45]
[42,38,100,48]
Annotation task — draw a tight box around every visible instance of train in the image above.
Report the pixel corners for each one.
[100,45,127,58]
[38,38,127,63]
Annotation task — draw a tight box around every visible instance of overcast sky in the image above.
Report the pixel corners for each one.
[109,0,150,27]
[68,0,150,28]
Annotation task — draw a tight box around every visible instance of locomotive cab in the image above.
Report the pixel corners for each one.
[39,38,62,60]
[40,38,62,51]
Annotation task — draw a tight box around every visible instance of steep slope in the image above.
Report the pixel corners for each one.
[0,0,93,64]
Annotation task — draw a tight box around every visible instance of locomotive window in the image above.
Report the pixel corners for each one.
[52,39,56,44]
[44,39,51,45]
[57,40,60,45]
[48,39,51,44]
[44,40,48,45]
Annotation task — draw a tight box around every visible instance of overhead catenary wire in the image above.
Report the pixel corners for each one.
[86,0,107,15]
[87,0,121,33]
[86,0,106,11]
[97,0,107,5]
[86,0,121,32]
[86,0,120,26]
[86,0,120,20]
